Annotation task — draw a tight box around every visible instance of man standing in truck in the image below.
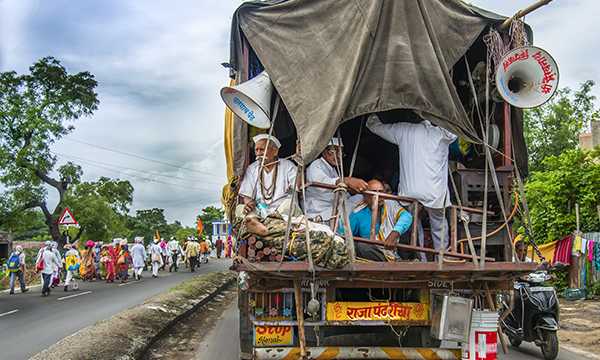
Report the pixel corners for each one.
[339,179,412,262]
[238,134,302,218]
[367,111,457,261]
[305,137,368,226]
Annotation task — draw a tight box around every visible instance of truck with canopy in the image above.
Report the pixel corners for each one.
[221,1,554,359]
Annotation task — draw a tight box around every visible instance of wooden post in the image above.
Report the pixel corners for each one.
[294,280,307,359]
[411,202,419,247]
[576,203,581,233]
[451,207,458,253]
[330,190,340,231]
[597,205,600,222]
[484,283,508,355]
[370,193,379,241]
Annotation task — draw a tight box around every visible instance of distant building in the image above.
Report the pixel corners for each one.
[0,232,13,260]
[579,120,600,150]
[211,220,231,242]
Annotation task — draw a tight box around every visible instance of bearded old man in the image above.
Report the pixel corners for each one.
[238,134,302,218]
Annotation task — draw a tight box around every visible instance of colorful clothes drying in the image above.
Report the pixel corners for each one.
[553,234,573,266]
[573,236,582,252]
[532,240,558,264]
[595,242,600,271]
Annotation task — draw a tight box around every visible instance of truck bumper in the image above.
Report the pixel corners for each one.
[254,347,461,359]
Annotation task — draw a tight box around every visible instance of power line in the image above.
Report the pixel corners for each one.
[66,157,217,192]
[64,137,224,178]
[53,151,226,187]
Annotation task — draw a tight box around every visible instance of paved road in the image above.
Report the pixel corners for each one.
[0,258,232,359]
[498,340,592,360]
[194,294,592,360]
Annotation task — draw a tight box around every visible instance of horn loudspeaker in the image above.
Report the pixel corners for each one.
[495,46,559,108]
[220,71,273,129]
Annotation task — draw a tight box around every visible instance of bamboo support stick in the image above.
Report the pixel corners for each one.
[484,283,508,355]
[576,203,581,233]
[294,280,307,358]
[370,193,379,241]
[498,0,553,31]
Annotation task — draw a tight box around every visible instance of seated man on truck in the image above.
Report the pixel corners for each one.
[305,137,368,225]
[238,134,302,218]
[339,179,413,262]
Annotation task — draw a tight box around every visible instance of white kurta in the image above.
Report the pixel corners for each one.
[131,243,146,268]
[306,157,341,221]
[239,158,298,215]
[366,114,457,209]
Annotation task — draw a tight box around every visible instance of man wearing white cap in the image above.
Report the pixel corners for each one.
[366,110,457,261]
[238,134,301,217]
[305,137,368,225]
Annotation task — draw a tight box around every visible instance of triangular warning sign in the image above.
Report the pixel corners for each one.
[58,208,78,225]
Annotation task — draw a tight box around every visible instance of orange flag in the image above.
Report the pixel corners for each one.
[198,218,203,237]
[156,230,160,240]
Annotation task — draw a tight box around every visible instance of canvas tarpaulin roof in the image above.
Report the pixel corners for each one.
[229,0,517,165]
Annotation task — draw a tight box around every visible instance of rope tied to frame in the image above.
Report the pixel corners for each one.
[509,18,530,49]
[329,185,349,223]
[458,210,470,224]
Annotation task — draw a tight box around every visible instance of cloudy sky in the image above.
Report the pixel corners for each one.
[0,0,598,227]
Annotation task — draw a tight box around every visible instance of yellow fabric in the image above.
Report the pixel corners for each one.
[513,234,522,243]
[222,78,240,214]
[224,78,235,181]
[532,240,557,263]
[458,138,471,155]
[573,235,582,252]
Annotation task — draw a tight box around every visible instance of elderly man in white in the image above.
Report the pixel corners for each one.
[305,137,368,226]
[238,134,302,218]
[367,110,457,261]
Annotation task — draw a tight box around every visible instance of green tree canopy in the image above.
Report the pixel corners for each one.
[523,148,600,243]
[64,176,133,243]
[524,80,599,172]
[0,57,99,245]
[197,206,225,238]
[124,208,168,244]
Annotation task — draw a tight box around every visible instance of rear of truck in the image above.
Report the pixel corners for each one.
[221,1,541,359]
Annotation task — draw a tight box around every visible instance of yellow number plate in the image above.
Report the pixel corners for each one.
[327,302,429,321]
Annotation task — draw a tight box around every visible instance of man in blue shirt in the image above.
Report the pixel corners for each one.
[340,179,413,262]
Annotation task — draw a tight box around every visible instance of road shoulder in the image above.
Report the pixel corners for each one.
[30,270,236,360]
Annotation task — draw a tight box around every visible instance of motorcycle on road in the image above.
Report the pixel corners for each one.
[499,262,564,360]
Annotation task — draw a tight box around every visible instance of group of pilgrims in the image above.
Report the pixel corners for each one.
[10,235,235,297]
[233,110,458,267]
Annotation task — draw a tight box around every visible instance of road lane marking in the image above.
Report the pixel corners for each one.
[118,281,141,287]
[159,273,172,277]
[57,291,92,301]
[0,309,19,317]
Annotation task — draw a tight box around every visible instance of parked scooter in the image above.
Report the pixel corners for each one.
[499,262,564,360]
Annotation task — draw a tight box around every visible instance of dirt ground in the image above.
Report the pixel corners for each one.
[141,285,238,359]
[557,298,600,359]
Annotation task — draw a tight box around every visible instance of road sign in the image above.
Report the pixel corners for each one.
[58,208,78,225]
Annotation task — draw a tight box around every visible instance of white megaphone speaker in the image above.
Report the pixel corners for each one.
[220,71,273,129]
[495,45,559,108]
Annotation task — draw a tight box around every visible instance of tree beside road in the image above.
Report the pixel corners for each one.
[0,56,99,247]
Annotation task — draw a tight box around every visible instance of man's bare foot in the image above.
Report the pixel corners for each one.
[244,216,269,236]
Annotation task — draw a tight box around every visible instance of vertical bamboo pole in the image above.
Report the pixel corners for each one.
[576,203,581,233]
[411,202,419,247]
[294,280,307,358]
[370,193,379,241]
[484,283,509,355]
